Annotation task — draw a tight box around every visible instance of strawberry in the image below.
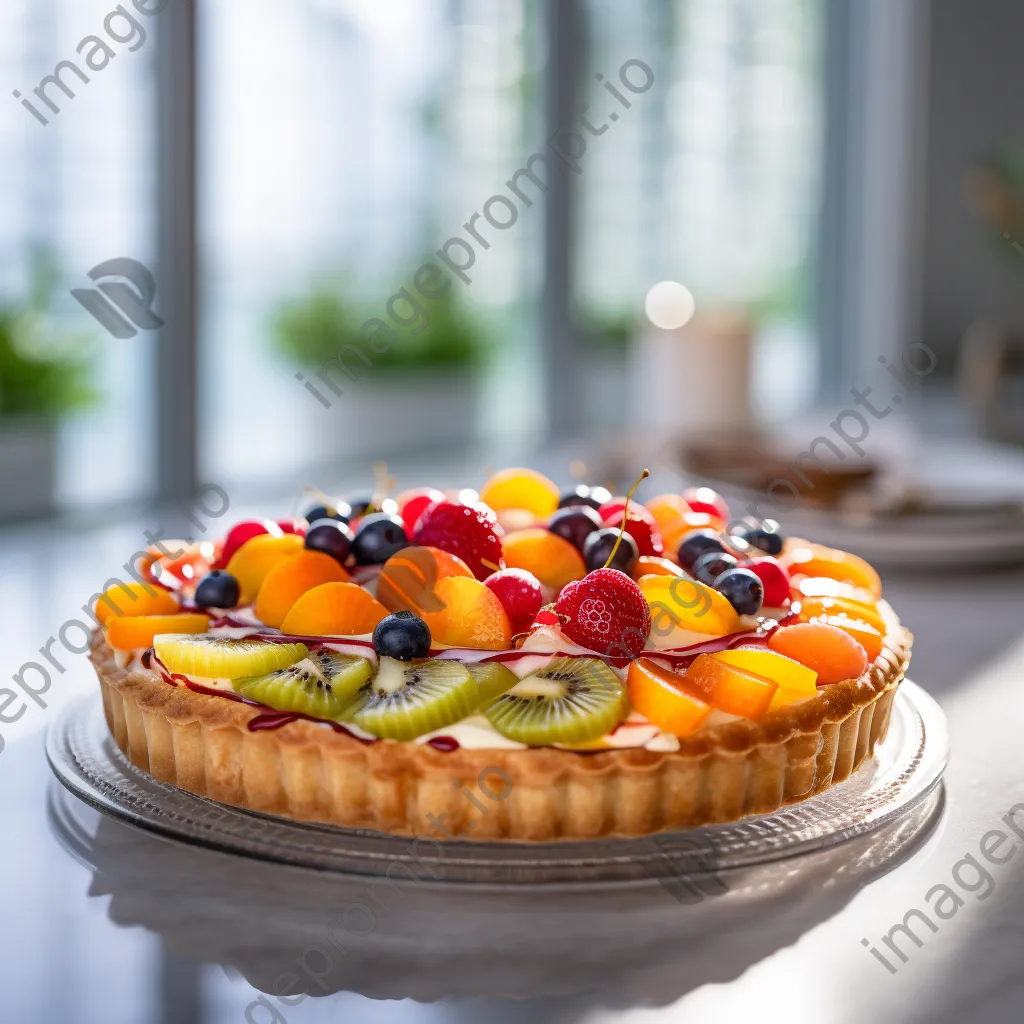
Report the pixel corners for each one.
[555,568,651,658]
[747,557,791,608]
[484,568,543,634]
[411,500,505,580]
[604,507,664,557]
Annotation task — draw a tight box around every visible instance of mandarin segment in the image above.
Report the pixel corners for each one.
[479,468,560,518]
[768,622,869,684]
[93,581,179,625]
[502,528,586,592]
[421,576,512,650]
[225,533,305,604]
[279,581,388,636]
[683,654,779,718]
[106,613,209,651]
[254,550,350,628]
[627,658,712,736]
[376,545,474,615]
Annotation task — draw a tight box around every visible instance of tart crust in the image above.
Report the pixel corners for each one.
[90,621,911,841]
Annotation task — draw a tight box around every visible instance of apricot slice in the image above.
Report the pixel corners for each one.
[254,550,350,628]
[280,581,388,637]
[712,648,817,693]
[644,494,692,534]
[421,576,512,650]
[683,654,778,718]
[631,556,685,581]
[799,596,886,636]
[627,658,712,736]
[638,574,740,638]
[480,468,559,518]
[661,512,726,555]
[225,533,304,604]
[376,546,474,615]
[93,581,179,625]
[107,613,209,651]
[502,528,586,592]
[768,622,869,684]
[818,614,884,663]
[782,542,882,598]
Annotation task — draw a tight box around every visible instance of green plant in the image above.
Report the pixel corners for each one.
[0,254,95,419]
[273,285,483,376]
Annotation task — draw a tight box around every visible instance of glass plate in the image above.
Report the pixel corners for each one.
[45,681,947,888]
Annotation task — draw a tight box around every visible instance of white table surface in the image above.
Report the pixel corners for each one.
[2,494,1023,1024]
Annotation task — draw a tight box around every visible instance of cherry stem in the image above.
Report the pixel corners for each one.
[602,468,650,569]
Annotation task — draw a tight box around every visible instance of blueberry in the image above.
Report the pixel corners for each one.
[730,518,784,556]
[373,611,431,660]
[713,568,764,616]
[583,527,639,574]
[194,570,240,609]
[557,485,602,511]
[304,501,351,524]
[677,528,728,570]
[548,505,603,550]
[352,513,409,565]
[692,550,738,586]
[305,518,354,565]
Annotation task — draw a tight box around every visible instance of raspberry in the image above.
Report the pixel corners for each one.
[747,557,791,608]
[604,507,664,557]
[484,568,543,634]
[411,500,505,581]
[555,568,651,658]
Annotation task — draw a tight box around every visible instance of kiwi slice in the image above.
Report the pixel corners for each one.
[234,648,373,720]
[483,656,628,746]
[468,661,519,703]
[155,634,308,679]
[351,657,479,741]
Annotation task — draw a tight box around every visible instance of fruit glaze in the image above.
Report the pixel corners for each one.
[94,469,900,755]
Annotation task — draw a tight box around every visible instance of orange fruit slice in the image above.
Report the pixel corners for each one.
[93,581,178,625]
[768,622,869,684]
[107,613,209,651]
[502,528,586,592]
[279,582,388,637]
[711,647,817,693]
[627,658,712,736]
[421,576,512,650]
[818,614,884,662]
[225,533,305,604]
[479,468,560,518]
[376,546,474,615]
[782,542,882,598]
[637,574,740,639]
[254,550,350,628]
[644,494,693,534]
[683,654,779,718]
[799,596,886,636]
[661,512,726,555]
[630,556,684,581]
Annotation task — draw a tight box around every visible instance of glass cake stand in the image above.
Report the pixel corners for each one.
[46,681,947,889]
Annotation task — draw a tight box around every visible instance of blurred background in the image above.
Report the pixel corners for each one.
[2,1,1024,1022]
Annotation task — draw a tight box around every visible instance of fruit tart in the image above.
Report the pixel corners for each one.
[90,471,912,841]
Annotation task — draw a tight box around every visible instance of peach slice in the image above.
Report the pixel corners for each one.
[254,550,350,628]
[225,533,304,604]
[818,614,884,663]
[712,647,817,693]
[421,576,512,650]
[502,528,586,592]
[627,658,712,736]
[799,596,886,636]
[376,545,474,615]
[280,581,388,637]
[644,494,692,534]
[93,581,179,625]
[638,574,740,638]
[768,622,869,684]
[782,542,882,598]
[107,613,209,651]
[479,468,560,518]
[683,654,779,719]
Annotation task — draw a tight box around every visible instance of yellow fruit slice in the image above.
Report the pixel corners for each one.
[107,614,209,651]
[712,648,817,694]
[225,533,304,604]
[479,468,560,518]
[154,634,309,678]
[638,574,740,638]
[767,687,815,712]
